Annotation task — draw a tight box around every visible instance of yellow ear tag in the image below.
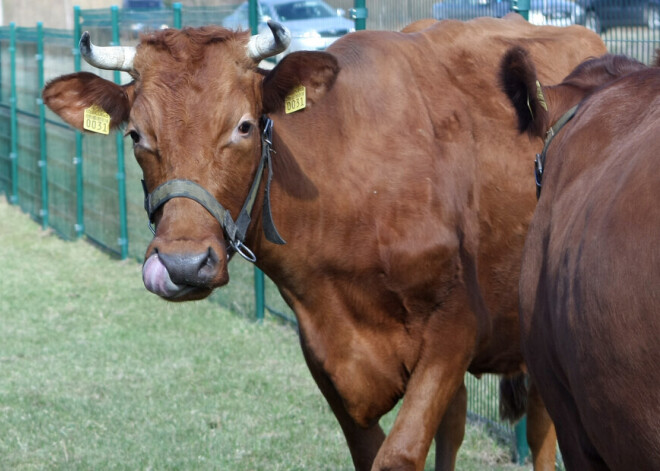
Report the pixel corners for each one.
[536,80,548,111]
[284,85,306,114]
[83,104,111,135]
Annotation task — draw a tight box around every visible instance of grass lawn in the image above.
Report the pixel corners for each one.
[0,197,526,470]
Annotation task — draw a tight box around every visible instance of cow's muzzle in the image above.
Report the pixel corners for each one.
[142,250,220,300]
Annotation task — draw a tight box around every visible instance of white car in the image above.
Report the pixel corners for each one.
[222,0,355,60]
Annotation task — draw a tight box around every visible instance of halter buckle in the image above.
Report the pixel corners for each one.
[231,239,257,263]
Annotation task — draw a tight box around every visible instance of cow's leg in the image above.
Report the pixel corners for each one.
[371,360,468,471]
[299,338,385,470]
[526,380,557,471]
[371,320,473,471]
[433,380,467,471]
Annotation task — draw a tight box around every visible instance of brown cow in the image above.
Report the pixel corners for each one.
[42,14,605,471]
[500,48,660,469]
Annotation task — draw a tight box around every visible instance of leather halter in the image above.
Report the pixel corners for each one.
[534,105,578,199]
[141,116,286,262]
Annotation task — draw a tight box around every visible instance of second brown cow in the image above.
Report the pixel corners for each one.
[501,47,660,469]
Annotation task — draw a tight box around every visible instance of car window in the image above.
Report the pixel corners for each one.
[273,1,335,21]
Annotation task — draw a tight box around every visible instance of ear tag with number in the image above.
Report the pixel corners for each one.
[285,85,306,114]
[535,80,548,111]
[83,105,111,135]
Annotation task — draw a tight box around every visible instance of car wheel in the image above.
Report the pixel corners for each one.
[646,5,660,30]
[585,11,602,33]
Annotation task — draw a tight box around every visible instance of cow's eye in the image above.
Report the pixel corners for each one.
[128,130,141,144]
[238,121,252,135]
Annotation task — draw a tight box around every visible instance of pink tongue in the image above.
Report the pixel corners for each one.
[142,253,185,298]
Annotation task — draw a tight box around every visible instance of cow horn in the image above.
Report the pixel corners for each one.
[246,21,291,63]
[79,31,136,71]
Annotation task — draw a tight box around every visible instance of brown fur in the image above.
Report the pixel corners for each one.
[43,18,607,471]
[503,51,660,469]
[400,18,439,33]
[140,26,251,66]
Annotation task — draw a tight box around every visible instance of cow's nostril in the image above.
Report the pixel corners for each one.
[198,247,219,280]
[158,248,219,286]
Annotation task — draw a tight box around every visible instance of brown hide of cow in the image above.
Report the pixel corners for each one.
[501,49,660,469]
[43,15,606,471]
[400,18,439,33]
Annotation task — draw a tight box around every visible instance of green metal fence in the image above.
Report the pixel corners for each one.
[3,4,658,252]
[2,1,658,465]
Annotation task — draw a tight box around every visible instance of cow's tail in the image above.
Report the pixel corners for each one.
[499,373,528,423]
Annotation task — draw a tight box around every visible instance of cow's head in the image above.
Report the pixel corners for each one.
[499,46,647,140]
[43,24,339,301]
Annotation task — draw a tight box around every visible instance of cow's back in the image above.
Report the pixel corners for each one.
[519,68,660,469]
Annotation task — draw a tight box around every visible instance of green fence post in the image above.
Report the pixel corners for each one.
[512,0,531,20]
[350,0,368,31]
[254,267,265,322]
[248,0,265,321]
[248,0,259,34]
[37,22,49,230]
[9,22,18,204]
[515,416,531,464]
[173,3,182,29]
[0,28,2,102]
[111,5,128,259]
[73,5,84,238]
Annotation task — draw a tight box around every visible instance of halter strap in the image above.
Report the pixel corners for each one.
[534,105,579,198]
[142,116,285,262]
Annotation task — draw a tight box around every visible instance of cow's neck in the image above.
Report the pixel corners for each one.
[242,119,319,283]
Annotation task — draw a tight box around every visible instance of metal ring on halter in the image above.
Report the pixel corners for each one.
[231,239,257,263]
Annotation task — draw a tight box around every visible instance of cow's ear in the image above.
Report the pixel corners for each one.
[499,46,549,138]
[43,71,134,132]
[261,51,339,114]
